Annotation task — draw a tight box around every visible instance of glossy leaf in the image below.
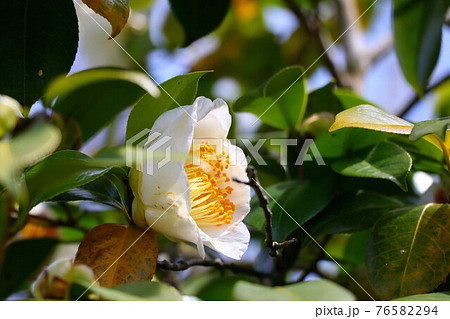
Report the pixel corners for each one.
[0,122,61,195]
[169,0,230,46]
[303,191,403,238]
[233,280,355,301]
[332,142,412,191]
[45,69,159,141]
[9,122,61,169]
[330,105,445,151]
[234,66,307,130]
[73,280,182,301]
[245,176,335,240]
[0,238,58,299]
[329,105,414,135]
[126,71,210,140]
[409,117,450,142]
[52,171,130,217]
[0,95,21,138]
[0,0,79,106]
[24,151,112,209]
[394,292,450,301]
[304,82,342,118]
[393,0,448,94]
[74,223,158,287]
[82,0,130,38]
[367,204,450,300]
[334,89,374,109]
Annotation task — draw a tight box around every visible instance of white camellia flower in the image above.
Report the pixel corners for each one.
[130,97,251,260]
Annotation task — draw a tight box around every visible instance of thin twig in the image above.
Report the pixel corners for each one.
[157,259,269,279]
[397,73,450,118]
[29,214,90,233]
[234,166,298,258]
[283,0,345,87]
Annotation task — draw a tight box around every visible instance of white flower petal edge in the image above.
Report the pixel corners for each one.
[130,97,251,260]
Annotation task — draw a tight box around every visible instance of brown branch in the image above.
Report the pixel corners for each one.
[283,0,345,87]
[234,166,298,258]
[157,259,269,279]
[397,73,450,118]
[29,214,90,233]
[368,35,393,66]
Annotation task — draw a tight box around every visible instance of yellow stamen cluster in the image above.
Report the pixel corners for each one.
[185,142,235,227]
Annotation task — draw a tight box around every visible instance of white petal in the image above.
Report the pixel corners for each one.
[143,206,201,245]
[204,222,250,260]
[194,98,232,139]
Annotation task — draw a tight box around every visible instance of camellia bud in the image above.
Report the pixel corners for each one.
[0,95,22,138]
[32,259,96,300]
[300,112,335,138]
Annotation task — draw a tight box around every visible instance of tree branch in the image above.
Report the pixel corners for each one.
[234,166,298,258]
[29,214,90,233]
[157,259,269,279]
[368,35,393,66]
[283,0,345,87]
[397,73,450,118]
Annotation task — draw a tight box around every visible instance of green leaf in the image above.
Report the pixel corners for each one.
[82,0,130,38]
[303,191,403,238]
[195,276,249,301]
[0,238,58,299]
[0,0,79,106]
[245,176,335,240]
[0,122,61,195]
[169,0,230,46]
[234,66,307,130]
[24,150,112,209]
[332,142,412,191]
[130,0,153,10]
[367,204,450,300]
[304,82,342,118]
[393,0,449,94]
[394,292,450,301]
[0,95,21,138]
[45,69,159,141]
[409,117,450,142]
[9,122,62,169]
[126,71,210,140]
[73,280,183,301]
[315,127,387,159]
[233,280,355,301]
[52,171,130,217]
[334,89,374,109]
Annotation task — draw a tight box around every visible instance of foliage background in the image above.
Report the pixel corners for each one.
[0,0,449,301]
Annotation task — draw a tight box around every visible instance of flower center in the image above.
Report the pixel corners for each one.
[184,142,235,227]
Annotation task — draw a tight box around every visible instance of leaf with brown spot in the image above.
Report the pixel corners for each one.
[367,204,450,300]
[74,223,158,287]
[82,0,130,38]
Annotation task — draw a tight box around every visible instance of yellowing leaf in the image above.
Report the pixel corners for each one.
[74,223,158,287]
[329,105,447,153]
[82,0,130,38]
[329,105,414,135]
